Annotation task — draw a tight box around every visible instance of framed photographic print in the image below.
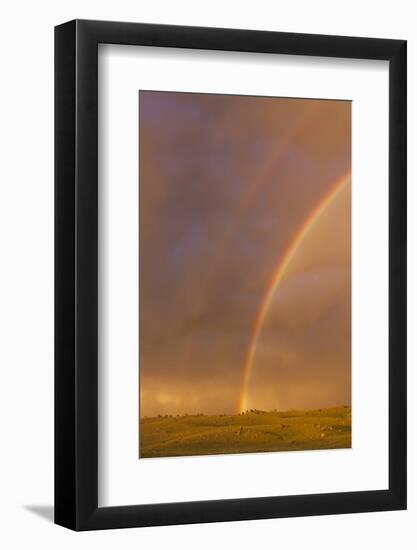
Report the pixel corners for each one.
[55,20,406,530]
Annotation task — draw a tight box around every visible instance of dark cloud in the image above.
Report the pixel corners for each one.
[139,91,351,416]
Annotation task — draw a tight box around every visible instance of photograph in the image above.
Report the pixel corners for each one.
[0,1,409,544]
[139,91,352,459]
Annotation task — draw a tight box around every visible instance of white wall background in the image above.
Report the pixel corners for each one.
[0,1,414,548]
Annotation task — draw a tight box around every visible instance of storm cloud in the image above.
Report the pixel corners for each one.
[139,91,351,416]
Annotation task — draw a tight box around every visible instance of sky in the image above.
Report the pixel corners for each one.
[139,91,351,417]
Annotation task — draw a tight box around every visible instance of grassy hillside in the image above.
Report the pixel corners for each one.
[140,406,351,458]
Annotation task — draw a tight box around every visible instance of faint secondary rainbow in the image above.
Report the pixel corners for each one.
[239,172,351,413]
[180,107,319,368]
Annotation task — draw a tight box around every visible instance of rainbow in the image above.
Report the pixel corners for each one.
[180,107,319,365]
[239,173,351,413]
[195,105,320,301]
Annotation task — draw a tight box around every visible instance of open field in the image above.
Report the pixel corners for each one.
[140,406,351,458]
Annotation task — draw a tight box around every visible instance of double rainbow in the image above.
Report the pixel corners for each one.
[239,173,351,413]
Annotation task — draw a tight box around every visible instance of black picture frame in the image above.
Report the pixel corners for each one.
[55,19,407,531]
